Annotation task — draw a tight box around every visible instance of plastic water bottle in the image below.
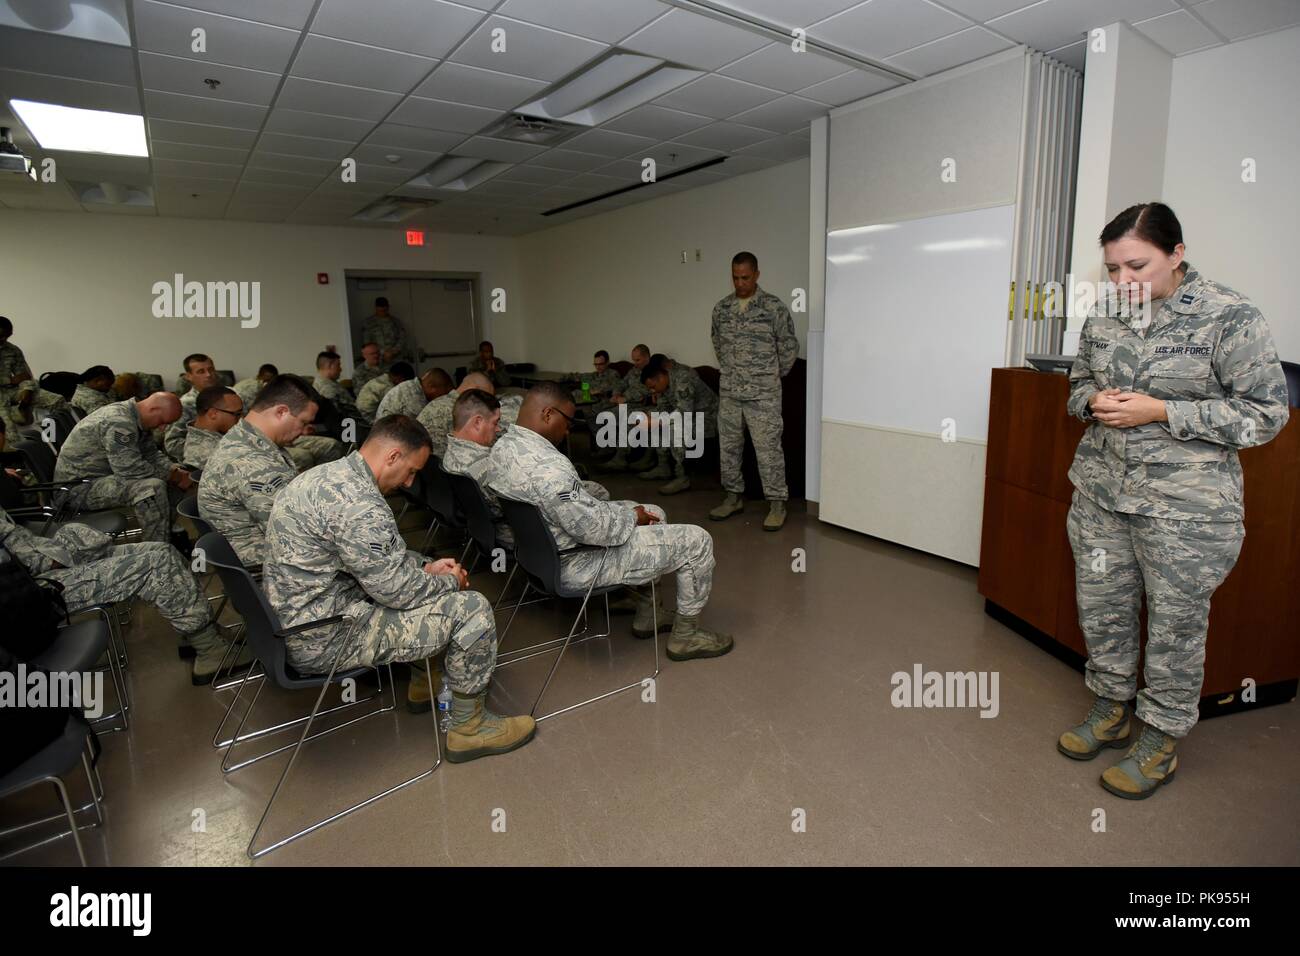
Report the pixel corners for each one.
[437,678,453,733]
[581,380,591,402]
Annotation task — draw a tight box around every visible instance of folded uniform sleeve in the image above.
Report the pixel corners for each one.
[1163,304,1291,448]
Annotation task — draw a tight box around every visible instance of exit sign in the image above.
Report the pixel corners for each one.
[405,230,424,246]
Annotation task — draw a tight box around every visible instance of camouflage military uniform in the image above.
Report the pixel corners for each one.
[360,315,415,366]
[163,390,199,461]
[53,399,173,542]
[1065,265,1290,737]
[574,367,622,425]
[616,365,649,406]
[1,381,68,436]
[198,418,296,565]
[467,355,512,390]
[355,376,394,423]
[71,384,112,416]
[1,505,216,644]
[487,425,715,613]
[419,390,521,458]
[351,362,386,393]
[374,377,427,420]
[232,377,262,411]
[652,363,719,471]
[180,424,223,470]
[712,286,798,501]
[312,374,359,422]
[0,340,32,409]
[263,452,499,688]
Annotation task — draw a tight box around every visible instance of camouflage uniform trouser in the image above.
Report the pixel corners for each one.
[62,475,170,542]
[285,436,345,472]
[1066,490,1244,738]
[560,503,715,616]
[44,542,215,641]
[288,590,498,695]
[719,396,786,500]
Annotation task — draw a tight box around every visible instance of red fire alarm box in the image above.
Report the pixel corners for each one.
[406,230,425,247]
[316,273,329,284]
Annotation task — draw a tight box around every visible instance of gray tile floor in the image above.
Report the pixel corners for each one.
[6,470,1298,866]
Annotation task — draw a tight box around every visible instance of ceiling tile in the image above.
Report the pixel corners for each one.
[0,69,140,116]
[348,143,443,169]
[290,33,437,94]
[153,175,236,197]
[246,151,338,174]
[719,42,854,93]
[276,76,402,121]
[138,51,281,105]
[884,26,1014,76]
[495,164,575,184]
[45,152,150,177]
[151,140,249,163]
[450,15,608,82]
[364,123,468,152]
[732,134,810,161]
[134,1,300,74]
[525,147,610,171]
[388,97,501,133]
[234,180,312,200]
[726,93,827,132]
[810,0,970,59]
[453,136,549,162]
[225,206,293,221]
[706,0,868,30]
[562,128,659,157]
[673,121,776,151]
[622,7,770,69]
[413,62,548,110]
[1193,0,1300,40]
[257,131,353,160]
[495,0,670,44]
[353,163,416,183]
[0,26,136,84]
[653,73,783,118]
[240,165,325,186]
[797,68,900,105]
[263,108,376,141]
[310,0,485,59]
[936,0,1040,20]
[151,157,245,179]
[638,143,724,171]
[988,0,1179,54]
[144,89,265,128]
[147,118,259,149]
[158,0,318,30]
[601,104,713,138]
[1131,9,1221,55]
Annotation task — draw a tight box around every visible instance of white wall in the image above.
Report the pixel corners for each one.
[515,160,811,371]
[1162,26,1299,361]
[0,210,522,382]
[1065,22,1172,348]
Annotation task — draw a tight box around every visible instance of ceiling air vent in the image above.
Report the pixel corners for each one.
[481,114,583,146]
[350,196,438,223]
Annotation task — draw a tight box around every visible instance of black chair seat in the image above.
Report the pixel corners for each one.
[30,620,111,675]
[0,713,91,797]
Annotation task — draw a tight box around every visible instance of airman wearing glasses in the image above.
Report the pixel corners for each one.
[181,385,243,470]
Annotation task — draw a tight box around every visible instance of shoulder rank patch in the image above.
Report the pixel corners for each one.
[113,431,135,446]
[1179,293,1195,304]
[368,529,400,555]
[557,477,583,503]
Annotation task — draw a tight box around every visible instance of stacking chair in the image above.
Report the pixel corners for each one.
[418,456,470,559]
[12,438,138,538]
[176,495,251,687]
[197,531,440,859]
[444,470,547,621]
[496,497,660,721]
[0,622,109,865]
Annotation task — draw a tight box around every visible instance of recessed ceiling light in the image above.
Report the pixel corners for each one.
[9,99,148,157]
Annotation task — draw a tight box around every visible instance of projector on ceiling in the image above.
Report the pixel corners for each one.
[0,126,36,179]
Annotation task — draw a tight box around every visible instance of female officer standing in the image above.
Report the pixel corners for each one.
[1057,202,1290,799]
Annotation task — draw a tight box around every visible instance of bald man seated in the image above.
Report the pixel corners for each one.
[417,371,521,458]
[53,391,193,542]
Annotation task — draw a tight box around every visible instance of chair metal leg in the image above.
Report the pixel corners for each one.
[246,650,440,859]
[0,776,91,866]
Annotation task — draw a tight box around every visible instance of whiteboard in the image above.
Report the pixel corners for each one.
[822,204,1015,441]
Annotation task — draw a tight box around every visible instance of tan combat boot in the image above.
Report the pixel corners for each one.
[405,658,441,714]
[630,586,674,639]
[445,692,536,763]
[763,500,787,531]
[1101,724,1178,799]
[708,492,744,521]
[1057,696,1132,760]
[666,613,734,661]
[658,461,690,496]
[190,626,254,686]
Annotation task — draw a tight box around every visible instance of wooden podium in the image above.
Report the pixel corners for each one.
[978,368,1300,716]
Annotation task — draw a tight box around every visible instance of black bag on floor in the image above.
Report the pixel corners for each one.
[0,547,68,665]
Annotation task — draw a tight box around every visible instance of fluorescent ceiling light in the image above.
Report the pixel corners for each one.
[9,99,147,157]
[518,52,703,128]
[401,158,511,193]
[0,0,130,46]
